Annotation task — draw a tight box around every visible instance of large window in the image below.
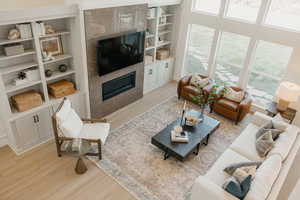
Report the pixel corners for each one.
[214,32,250,85]
[185,0,296,107]
[247,41,293,106]
[226,0,262,22]
[194,0,221,15]
[265,0,300,31]
[184,25,215,75]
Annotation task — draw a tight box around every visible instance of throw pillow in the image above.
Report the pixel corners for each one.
[224,161,262,175]
[224,87,245,103]
[60,108,83,138]
[223,175,252,200]
[256,130,275,157]
[190,75,209,88]
[232,166,257,183]
[256,122,284,141]
[272,114,288,131]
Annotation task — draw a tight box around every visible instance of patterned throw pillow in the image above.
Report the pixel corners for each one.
[224,161,262,176]
[232,167,257,183]
[223,87,245,103]
[256,130,275,157]
[256,121,285,141]
[190,75,209,88]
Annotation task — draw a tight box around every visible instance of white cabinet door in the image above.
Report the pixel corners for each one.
[15,114,39,150]
[144,63,157,94]
[36,108,53,141]
[164,58,174,83]
[156,61,165,87]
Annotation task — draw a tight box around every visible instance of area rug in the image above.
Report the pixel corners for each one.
[89,96,251,200]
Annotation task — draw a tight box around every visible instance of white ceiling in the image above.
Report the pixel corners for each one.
[0,0,66,11]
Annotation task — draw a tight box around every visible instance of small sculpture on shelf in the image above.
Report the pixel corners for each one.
[58,64,68,72]
[42,51,55,62]
[7,29,21,40]
[45,69,53,77]
[45,24,56,34]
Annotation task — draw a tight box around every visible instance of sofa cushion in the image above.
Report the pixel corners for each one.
[268,125,298,161]
[251,112,272,127]
[205,149,251,187]
[217,99,239,111]
[230,124,264,161]
[245,155,282,200]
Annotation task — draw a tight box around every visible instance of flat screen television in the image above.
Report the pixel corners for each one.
[96,31,145,76]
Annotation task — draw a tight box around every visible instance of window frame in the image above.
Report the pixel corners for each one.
[183,0,295,107]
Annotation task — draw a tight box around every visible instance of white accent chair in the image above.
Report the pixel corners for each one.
[52,97,110,160]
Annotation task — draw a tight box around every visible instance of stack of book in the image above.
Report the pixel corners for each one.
[16,23,32,39]
[171,130,189,143]
[35,22,46,36]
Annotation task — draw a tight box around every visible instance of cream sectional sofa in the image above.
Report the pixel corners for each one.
[191,112,300,200]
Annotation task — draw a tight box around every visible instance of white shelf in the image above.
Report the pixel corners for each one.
[0,50,36,61]
[158,30,172,35]
[146,34,155,39]
[5,80,41,93]
[147,17,156,20]
[0,38,33,46]
[156,41,171,48]
[39,31,70,39]
[46,70,75,81]
[158,23,173,27]
[160,14,175,17]
[43,54,72,65]
[0,62,38,75]
[145,46,155,51]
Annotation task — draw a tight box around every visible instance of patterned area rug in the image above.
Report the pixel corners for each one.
[89,96,250,200]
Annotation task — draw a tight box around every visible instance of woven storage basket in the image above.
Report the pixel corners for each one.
[11,90,43,112]
[48,80,76,98]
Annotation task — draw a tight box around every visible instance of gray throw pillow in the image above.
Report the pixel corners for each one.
[256,123,284,141]
[224,161,262,175]
[256,130,275,157]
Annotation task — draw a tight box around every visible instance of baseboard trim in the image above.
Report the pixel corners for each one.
[0,135,8,147]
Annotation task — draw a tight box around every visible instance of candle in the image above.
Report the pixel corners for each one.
[183,101,187,111]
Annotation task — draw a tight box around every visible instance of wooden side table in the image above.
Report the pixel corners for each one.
[266,102,296,124]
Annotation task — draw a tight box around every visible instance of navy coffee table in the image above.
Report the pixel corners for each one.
[151,110,220,161]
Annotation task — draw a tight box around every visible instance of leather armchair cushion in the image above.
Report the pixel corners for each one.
[183,85,201,96]
[216,99,239,112]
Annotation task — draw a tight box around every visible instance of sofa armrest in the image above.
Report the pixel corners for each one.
[191,176,238,200]
[177,75,191,98]
[251,112,272,127]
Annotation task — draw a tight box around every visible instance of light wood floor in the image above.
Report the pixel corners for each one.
[0,82,177,200]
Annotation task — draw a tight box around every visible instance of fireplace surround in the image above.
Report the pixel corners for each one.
[84,4,147,118]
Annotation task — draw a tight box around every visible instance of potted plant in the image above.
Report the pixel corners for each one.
[189,83,227,119]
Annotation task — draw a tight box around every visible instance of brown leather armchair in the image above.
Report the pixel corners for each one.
[177,74,213,103]
[210,87,252,124]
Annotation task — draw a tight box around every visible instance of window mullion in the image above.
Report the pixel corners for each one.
[238,38,258,89]
[208,30,221,78]
[219,0,229,18]
[256,0,272,25]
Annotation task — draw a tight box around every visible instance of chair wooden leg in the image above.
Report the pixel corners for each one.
[98,141,102,160]
[55,140,62,157]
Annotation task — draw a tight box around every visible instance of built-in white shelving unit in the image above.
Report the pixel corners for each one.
[145,5,178,66]
[0,14,87,154]
[143,3,179,94]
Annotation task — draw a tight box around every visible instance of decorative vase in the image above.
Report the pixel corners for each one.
[75,157,87,174]
[45,69,53,77]
[58,64,68,72]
